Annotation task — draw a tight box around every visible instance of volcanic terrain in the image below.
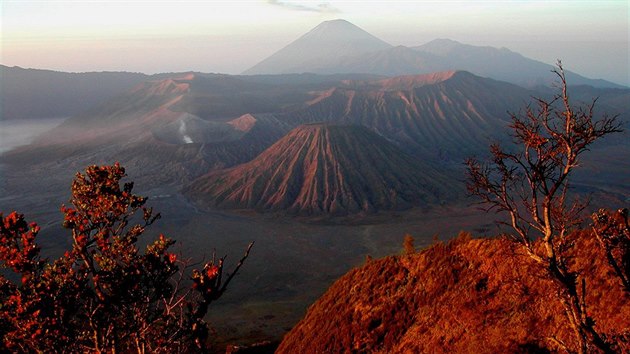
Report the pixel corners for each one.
[186,124,455,216]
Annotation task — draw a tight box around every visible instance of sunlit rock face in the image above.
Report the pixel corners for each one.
[185,123,455,216]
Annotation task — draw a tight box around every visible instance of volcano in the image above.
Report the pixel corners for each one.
[185,124,454,216]
[242,19,391,75]
[287,71,533,160]
[243,20,621,89]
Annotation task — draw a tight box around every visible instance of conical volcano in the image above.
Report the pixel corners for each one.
[185,124,453,216]
[242,19,391,75]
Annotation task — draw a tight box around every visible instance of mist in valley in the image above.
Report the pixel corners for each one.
[0,118,67,154]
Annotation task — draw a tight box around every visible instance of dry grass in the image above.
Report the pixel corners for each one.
[277,230,630,353]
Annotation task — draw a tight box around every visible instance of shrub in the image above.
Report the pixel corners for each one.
[0,163,252,353]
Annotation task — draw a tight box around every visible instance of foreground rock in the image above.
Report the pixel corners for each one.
[278,231,630,352]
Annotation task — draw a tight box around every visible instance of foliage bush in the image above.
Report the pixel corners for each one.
[0,163,252,353]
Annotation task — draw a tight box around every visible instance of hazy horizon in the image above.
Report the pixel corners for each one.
[1,1,628,85]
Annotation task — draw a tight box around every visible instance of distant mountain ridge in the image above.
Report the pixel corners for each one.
[243,20,623,89]
[412,39,622,88]
[2,19,623,124]
[0,65,148,120]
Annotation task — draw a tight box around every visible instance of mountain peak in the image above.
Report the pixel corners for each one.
[295,19,389,47]
[242,20,391,75]
[312,19,355,29]
[244,21,621,88]
[303,19,371,37]
[415,38,468,56]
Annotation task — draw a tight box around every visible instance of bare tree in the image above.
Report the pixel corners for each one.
[466,61,622,353]
[592,208,630,293]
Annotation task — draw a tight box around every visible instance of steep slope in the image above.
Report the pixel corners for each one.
[0,65,148,120]
[242,19,391,75]
[288,71,532,160]
[278,231,630,353]
[185,124,453,216]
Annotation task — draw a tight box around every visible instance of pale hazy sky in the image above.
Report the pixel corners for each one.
[1,0,628,85]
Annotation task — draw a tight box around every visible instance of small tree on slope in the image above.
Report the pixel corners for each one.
[465,62,623,353]
[0,163,252,353]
